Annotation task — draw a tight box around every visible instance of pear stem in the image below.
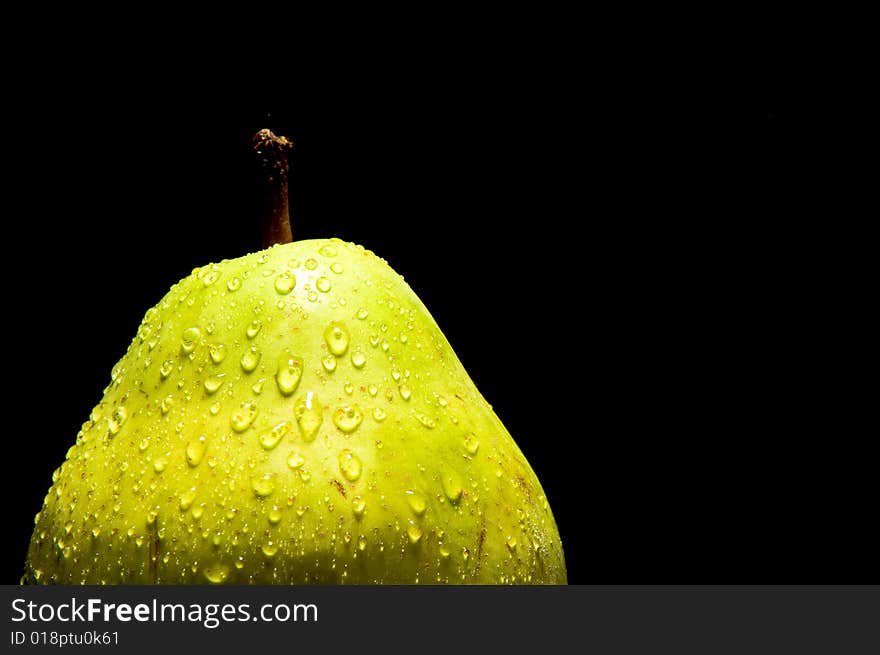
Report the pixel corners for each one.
[253,128,294,247]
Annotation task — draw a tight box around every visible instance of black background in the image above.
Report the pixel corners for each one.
[0,54,870,585]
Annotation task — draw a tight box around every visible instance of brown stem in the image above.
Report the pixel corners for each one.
[253,128,294,247]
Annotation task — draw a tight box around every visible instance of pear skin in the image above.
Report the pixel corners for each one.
[25,239,565,584]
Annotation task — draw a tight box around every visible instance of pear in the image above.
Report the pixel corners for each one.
[24,134,565,585]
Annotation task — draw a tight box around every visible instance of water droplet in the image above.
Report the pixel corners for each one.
[322,354,337,372]
[381,340,390,352]
[305,258,318,270]
[204,374,225,394]
[462,547,470,560]
[293,391,322,442]
[399,332,408,344]
[319,243,338,257]
[204,562,229,584]
[372,407,386,422]
[442,470,463,503]
[368,384,378,396]
[414,412,436,429]
[337,450,362,481]
[246,319,263,339]
[288,258,301,268]
[275,354,303,395]
[357,308,369,320]
[298,469,312,482]
[191,505,204,520]
[307,291,318,302]
[153,457,167,473]
[227,277,241,292]
[506,536,517,551]
[344,382,354,395]
[358,535,367,551]
[252,378,265,394]
[210,402,221,415]
[252,475,275,498]
[464,434,480,455]
[231,402,258,432]
[330,263,344,274]
[316,277,331,293]
[287,451,305,469]
[181,327,201,353]
[407,523,423,544]
[186,436,206,467]
[351,350,366,368]
[202,269,220,287]
[209,343,226,364]
[138,323,152,342]
[108,406,127,436]
[240,347,261,373]
[406,490,427,516]
[274,272,296,294]
[352,495,366,517]
[323,321,350,356]
[160,360,174,379]
[399,385,412,401]
[259,420,292,450]
[139,437,150,451]
[268,506,283,525]
[179,487,197,510]
[333,405,364,433]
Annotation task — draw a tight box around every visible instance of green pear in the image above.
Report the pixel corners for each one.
[24,238,565,584]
